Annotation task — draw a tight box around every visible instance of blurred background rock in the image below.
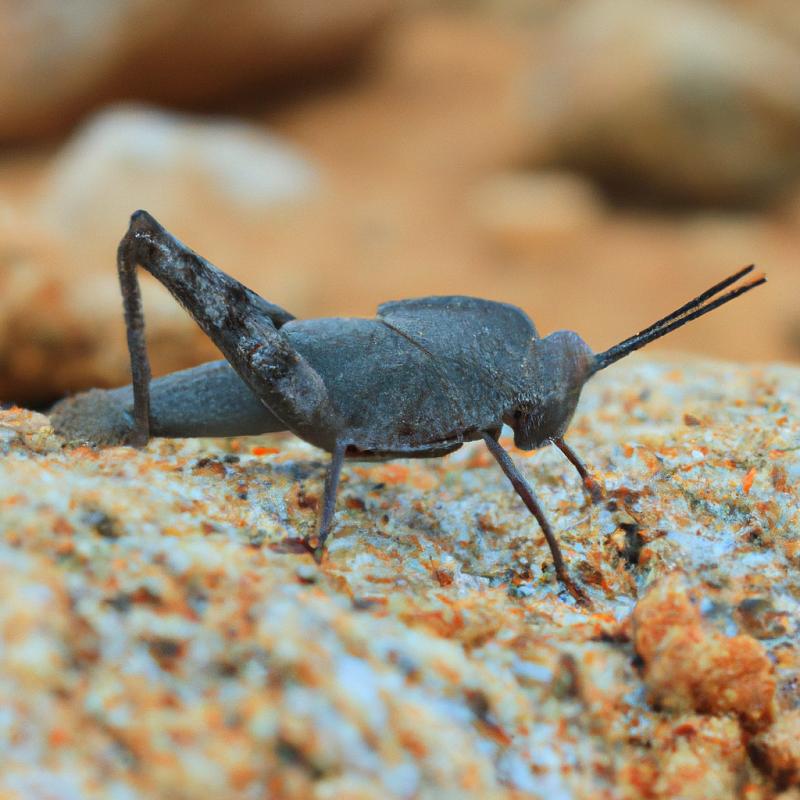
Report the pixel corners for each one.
[0,0,796,405]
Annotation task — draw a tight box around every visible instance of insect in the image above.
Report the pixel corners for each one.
[50,210,765,601]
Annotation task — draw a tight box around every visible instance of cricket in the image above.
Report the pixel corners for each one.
[50,210,766,602]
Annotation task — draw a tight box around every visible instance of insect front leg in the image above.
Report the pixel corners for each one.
[481,432,589,605]
[117,210,338,446]
[553,438,604,504]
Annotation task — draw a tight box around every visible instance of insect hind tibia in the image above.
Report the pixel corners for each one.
[592,266,766,374]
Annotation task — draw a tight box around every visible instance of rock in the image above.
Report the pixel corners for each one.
[724,0,800,49]
[524,0,800,205]
[0,0,396,141]
[650,716,747,800]
[633,572,776,732]
[0,230,215,406]
[469,170,606,254]
[0,106,321,404]
[0,357,798,796]
[37,104,319,271]
[41,105,318,215]
[749,710,800,791]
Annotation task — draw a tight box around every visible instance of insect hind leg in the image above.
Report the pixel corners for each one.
[118,210,335,445]
[120,210,295,338]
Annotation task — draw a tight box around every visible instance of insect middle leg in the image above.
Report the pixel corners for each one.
[482,432,589,604]
[307,441,347,561]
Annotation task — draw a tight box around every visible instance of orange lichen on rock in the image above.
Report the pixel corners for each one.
[633,572,776,732]
[251,446,279,456]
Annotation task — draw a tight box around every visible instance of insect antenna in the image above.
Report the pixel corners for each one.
[592,266,766,373]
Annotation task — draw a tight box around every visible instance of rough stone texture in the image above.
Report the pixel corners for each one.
[750,710,800,791]
[524,0,800,205]
[633,572,776,731]
[0,357,798,798]
[0,0,396,141]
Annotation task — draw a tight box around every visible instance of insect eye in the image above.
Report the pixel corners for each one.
[514,405,533,420]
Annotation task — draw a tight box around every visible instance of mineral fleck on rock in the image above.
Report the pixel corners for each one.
[0,357,798,798]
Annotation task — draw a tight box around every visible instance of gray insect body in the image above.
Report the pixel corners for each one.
[51,210,765,603]
[280,301,590,457]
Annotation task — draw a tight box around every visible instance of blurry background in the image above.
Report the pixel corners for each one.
[0,0,797,407]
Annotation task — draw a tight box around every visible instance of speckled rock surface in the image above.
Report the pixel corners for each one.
[1,357,798,798]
